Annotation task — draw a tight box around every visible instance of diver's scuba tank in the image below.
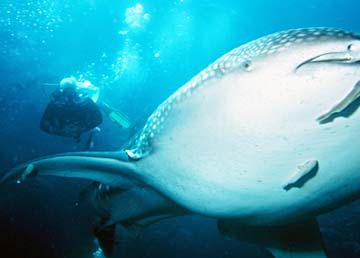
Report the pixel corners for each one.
[40,77,131,143]
[72,78,131,129]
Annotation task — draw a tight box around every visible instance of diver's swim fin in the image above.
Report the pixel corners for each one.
[100,101,131,129]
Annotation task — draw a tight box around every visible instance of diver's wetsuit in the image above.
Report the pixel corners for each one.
[40,87,103,140]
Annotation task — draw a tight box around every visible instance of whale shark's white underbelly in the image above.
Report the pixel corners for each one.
[137,61,360,225]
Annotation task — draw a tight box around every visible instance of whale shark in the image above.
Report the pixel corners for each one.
[1,27,360,258]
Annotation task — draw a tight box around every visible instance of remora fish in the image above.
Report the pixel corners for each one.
[2,27,360,258]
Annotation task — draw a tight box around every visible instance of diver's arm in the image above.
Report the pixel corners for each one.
[98,101,131,129]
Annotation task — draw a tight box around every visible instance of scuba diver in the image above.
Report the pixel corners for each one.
[40,77,131,148]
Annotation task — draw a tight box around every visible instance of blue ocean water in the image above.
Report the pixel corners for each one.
[0,1,359,257]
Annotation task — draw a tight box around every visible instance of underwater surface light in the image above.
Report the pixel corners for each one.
[124,3,150,29]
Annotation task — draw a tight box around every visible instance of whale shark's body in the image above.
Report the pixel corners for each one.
[2,28,360,257]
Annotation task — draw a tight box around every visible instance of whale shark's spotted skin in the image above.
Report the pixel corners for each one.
[126,27,360,158]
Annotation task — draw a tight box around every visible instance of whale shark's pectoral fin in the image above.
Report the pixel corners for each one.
[0,151,143,188]
[282,160,319,191]
[317,80,360,124]
[218,219,327,258]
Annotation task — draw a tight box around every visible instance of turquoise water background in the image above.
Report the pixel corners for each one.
[0,1,359,257]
